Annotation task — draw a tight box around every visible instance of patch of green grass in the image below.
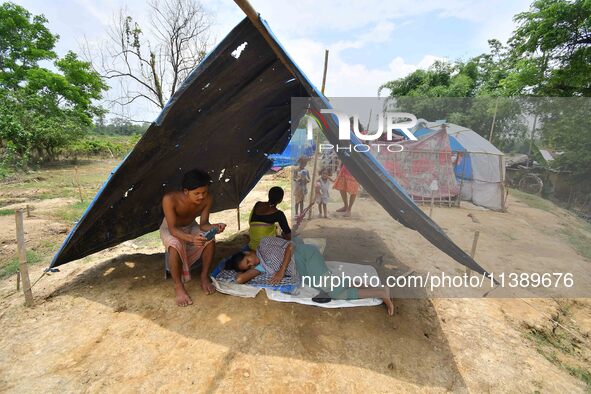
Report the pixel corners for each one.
[0,260,19,279]
[528,327,574,355]
[555,218,591,261]
[55,200,90,223]
[36,240,61,257]
[133,231,162,248]
[1,250,42,279]
[528,336,591,390]
[0,164,10,179]
[0,208,15,216]
[526,319,591,391]
[1,159,119,201]
[565,365,591,388]
[560,226,591,260]
[510,188,555,212]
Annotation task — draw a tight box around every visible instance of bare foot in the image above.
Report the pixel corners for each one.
[201,277,216,295]
[175,285,193,307]
[383,297,394,316]
[343,210,352,217]
[336,206,347,212]
[324,214,328,218]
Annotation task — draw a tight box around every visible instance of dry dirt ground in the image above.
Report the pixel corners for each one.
[1,159,591,393]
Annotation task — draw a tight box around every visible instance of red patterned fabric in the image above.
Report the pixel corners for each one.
[376,130,459,198]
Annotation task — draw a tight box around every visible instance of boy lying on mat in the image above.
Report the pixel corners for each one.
[224,237,394,315]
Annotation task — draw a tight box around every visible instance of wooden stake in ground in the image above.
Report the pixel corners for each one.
[306,49,329,220]
[465,230,480,277]
[15,209,33,307]
[236,205,241,231]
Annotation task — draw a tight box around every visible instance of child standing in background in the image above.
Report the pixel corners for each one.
[294,156,310,216]
[333,163,359,217]
[315,168,334,218]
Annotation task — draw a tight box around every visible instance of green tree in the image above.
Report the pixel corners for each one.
[537,98,591,179]
[378,44,528,150]
[0,2,57,88]
[505,0,591,96]
[92,117,149,136]
[507,0,591,179]
[0,2,107,168]
[379,0,590,168]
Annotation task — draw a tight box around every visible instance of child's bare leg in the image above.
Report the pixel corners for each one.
[344,193,357,217]
[336,190,348,212]
[322,203,328,218]
[317,203,322,217]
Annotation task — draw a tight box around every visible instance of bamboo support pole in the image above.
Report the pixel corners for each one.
[307,49,329,220]
[15,209,33,307]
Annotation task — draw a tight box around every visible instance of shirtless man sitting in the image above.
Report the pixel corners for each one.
[160,169,226,306]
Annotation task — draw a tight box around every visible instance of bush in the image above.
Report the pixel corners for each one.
[62,134,140,159]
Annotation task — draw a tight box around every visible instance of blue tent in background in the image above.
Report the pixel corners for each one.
[269,128,315,168]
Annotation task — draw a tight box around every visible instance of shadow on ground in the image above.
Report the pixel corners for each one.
[48,230,468,392]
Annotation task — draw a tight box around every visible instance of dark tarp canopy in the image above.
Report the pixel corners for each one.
[50,16,492,279]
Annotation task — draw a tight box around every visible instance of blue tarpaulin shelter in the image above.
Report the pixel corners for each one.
[50,11,492,279]
[269,128,315,168]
